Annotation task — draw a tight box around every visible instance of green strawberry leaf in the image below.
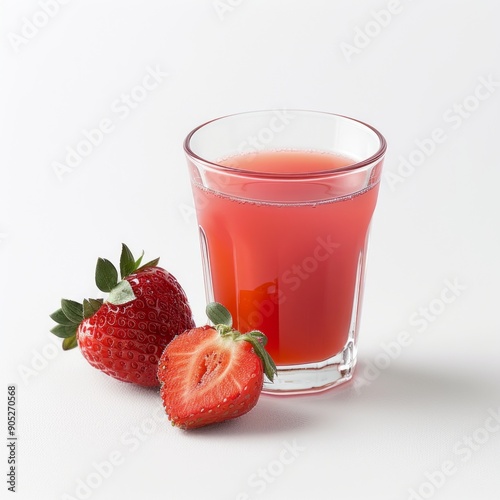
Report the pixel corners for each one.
[238,332,277,382]
[95,258,119,293]
[120,243,137,279]
[206,302,232,328]
[50,323,78,339]
[51,244,160,352]
[83,298,103,319]
[60,299,83,324]
[62,335,78,351]
[89,297,103,309]
[246,330,268,347]
[50,308,74,326]
[134,251,144,269]
[136,257,160,273]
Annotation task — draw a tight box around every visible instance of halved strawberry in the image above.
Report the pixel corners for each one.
[158,302,276,429]
[49,244,195,387]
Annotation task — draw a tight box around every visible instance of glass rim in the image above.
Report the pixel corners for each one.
[183,109,387,179]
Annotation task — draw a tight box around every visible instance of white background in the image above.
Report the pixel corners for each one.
[1,1,500,499]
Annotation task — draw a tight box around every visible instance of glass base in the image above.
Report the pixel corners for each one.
[262,341,356,395]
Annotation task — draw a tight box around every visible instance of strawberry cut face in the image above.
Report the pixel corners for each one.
[159,326,264,429]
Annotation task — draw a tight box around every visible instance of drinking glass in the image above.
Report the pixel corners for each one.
[184,110,386,394]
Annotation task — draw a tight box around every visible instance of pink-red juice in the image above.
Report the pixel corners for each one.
[193,151,380,365]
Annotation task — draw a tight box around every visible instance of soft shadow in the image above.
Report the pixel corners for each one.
[181,395,317,438]
[126,359,500,437]
[308,359,500,415]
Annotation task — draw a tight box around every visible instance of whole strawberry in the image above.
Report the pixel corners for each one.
[50,244,195,387]
[158,302,276,429]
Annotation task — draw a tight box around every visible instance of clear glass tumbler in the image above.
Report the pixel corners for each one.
[184,110,386,394]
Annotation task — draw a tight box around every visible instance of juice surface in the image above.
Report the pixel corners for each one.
[194,151,379,365]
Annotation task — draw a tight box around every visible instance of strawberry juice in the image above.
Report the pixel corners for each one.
[192,151,380,367]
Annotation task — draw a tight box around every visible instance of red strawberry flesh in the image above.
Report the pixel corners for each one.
[159,325,264,429]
